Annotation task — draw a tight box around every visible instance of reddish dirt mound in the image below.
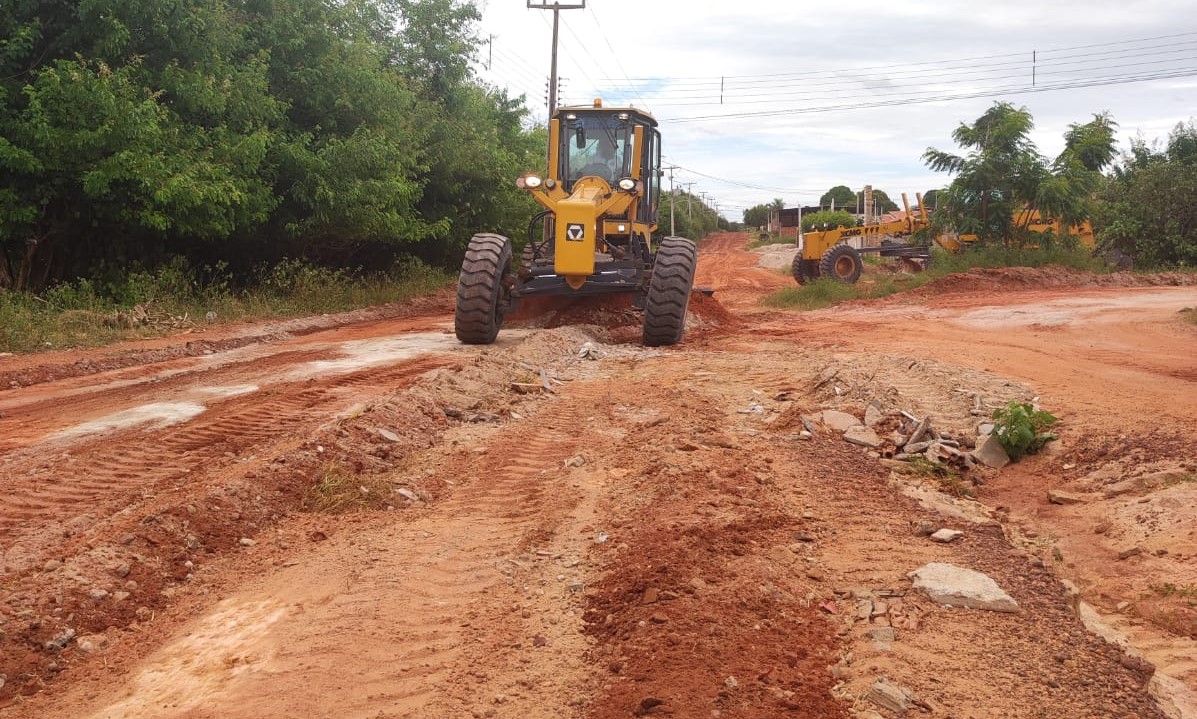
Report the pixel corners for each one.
[908,267,1197,298]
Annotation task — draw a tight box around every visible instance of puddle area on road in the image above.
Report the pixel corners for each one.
[51,402,207,440]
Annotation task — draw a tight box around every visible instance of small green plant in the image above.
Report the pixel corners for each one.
[991,401,1058,461]
[1152,582,1197,599]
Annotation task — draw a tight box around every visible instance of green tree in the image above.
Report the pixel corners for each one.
[801,210,856,232]
[743,203,771,228]
[871,189,899,213]
[820,185,856,209]
[1099,121,1197,267]
[924,102,1116,246]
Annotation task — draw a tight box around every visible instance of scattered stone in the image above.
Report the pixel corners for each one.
[1047,489,1087,505]
[914,520,936,537]
[119,533,136,545]
[377,428,401,443]
[903,440,933,454]
[89,588,110,601]
[909,562,1019,613]
[867,678,916,713]
[135,607,153,621]
[1103,478,1142,498]
[689,577,708,592]
[1093,520,1112,534]
[45,628,76,651]
[635,697,666,716]
[642,588,660,605]
[907,416,932,445]
[113,562,132,578]
[649,613,668,624]
[577,341,606,360]
[821,411,862,432]
[75,636,98,654]
[972,434,1011,469]
[844,426,883,449]
[930,529,963,543]
[238,538,256,547]
[797,430,813,441]
[564,455,586,468]
[799,415,818,434]
[43,559,62,572]
[724,676,739,690]
[395,488,420,502]
[1118,546,1143,560]
[976,422,995,436]
[113,591,131,602]
[868,627,896,643]
[864,402,884,428]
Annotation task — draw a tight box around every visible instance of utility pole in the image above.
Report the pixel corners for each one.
[682,182,695,219]
[527,1,586,112]
[668,166,677,236]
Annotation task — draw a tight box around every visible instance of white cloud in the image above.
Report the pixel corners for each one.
[477,0,1197,217]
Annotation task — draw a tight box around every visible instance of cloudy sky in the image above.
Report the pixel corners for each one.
[474,0,1197,220]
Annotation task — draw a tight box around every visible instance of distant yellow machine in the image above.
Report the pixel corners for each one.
[792,194,1098,285]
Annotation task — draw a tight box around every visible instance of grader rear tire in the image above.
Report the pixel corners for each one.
[819,244,863,284]
[455,233,513,345]
[791,253,819,284]
[643,236,697,347]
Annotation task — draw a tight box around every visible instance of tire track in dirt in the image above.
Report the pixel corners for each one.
[0,355,457,568]
[56,382,602,719]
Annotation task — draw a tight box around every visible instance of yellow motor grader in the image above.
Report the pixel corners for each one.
[791,194,1100,284]
[454,100,696,346]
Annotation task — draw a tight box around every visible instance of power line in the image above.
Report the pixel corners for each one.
[665,66,1197,123]
[594,43,1197,102]
[627,53,1197,108]
[618,30,1197,82]
[585,3,650,109]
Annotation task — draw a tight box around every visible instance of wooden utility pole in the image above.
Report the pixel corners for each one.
[527,1,586,112]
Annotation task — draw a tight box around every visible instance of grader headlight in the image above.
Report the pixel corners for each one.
[517,174,543,189]
[617,177,636,192]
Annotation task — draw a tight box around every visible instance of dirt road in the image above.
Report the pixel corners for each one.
[1,233,1194,718]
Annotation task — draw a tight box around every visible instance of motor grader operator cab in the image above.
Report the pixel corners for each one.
[454,101,698,348]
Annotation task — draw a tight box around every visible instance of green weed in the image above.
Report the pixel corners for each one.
[991,401,1058,461]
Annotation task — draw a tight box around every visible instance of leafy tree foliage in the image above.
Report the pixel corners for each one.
[742,203,772,228]
[871,189,899,214]
[801,210,857,232]
[663,192,723,240]
[820,185,856,209]
[0,0,545,291]
[923,102,1116,246]
[1098,121,1197,267]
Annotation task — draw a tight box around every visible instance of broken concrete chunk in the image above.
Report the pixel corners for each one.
[930,529,963,543]
[843,426,883,449]
[820,410,861,432]
[377,428,401,443]
[1047,489,1087,505]
[867,677,916,713]
[864,402,884,428]
[907,416,932,445]
[972,434,1010,469]
[909,562,1019,613]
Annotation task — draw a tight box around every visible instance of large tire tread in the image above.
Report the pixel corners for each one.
[643,236,697,347]
[818,243,863,284]
[455,233,513,344]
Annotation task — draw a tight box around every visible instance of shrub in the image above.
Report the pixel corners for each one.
[991,401,1058,461]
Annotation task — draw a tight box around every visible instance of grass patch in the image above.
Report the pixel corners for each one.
[302,462,397,514]
[1152,583,1197,600]
[0,257,451,354]
[762,278,857,310]
[929,244,1110,275]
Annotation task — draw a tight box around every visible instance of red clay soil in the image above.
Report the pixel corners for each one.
[0,231,1193,718]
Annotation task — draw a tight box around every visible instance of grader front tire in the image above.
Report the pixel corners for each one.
[642,237,697,347]
[455,233,513,345]
[819,244,863,284]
